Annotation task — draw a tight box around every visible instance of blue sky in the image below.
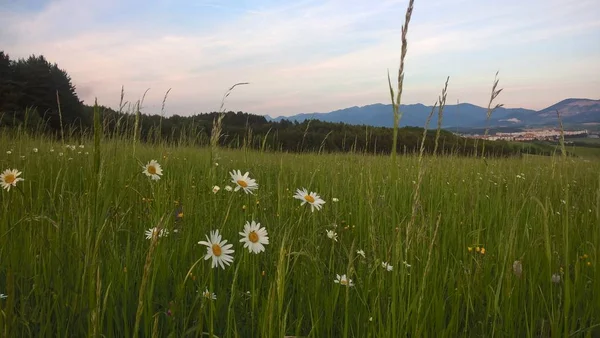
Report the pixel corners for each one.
[1,0,599,116]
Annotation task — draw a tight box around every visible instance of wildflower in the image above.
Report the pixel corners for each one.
[142,160,163,180]
[467,247,473,252]
[239,220,269,254]
[79,144,84,149]
[145,227,169,240]
[0,294,7,299]
[50,148,55,152]
[0,169,24,191]
[293,188,326,212]
[403,261,411,268]
[326,230,338,242]
[334,274,354,287]
[229,170,258,194]
[32,148,38,153]
[475,247,481,252]
[356,249,366,258]
[224,185,233,192]
[6,151,11,155]
[198,230,234,269]
[212,185,220,194]
[551,273,561,284]
[512,260,523,278]
[382,262,393,272]
[58,152,64,156]
[587,262,592,267]
[332,197,339,202]
[202,289,216,300]
[85,152,89,155]
[480,248,486,255]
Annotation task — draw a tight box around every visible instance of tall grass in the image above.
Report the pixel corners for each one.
[0,128,598,337]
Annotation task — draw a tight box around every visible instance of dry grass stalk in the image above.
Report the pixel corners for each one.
[388,0,415,161]
[480,72,503,157]
[433,77,450,156]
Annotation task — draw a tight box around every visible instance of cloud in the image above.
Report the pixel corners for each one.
[2,0,599,115]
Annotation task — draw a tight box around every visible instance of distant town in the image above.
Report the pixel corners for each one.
[460,129,598,142]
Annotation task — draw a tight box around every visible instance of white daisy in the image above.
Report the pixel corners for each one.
[229,170,258,194]
[382,262,393,272]
[332,197,339,202]
[239,221,269,254]
[334,274,354,287]
[224,185,233,192]
[293,188,326,212]
[198,230,234,269]
[212,185,220,194]
[32,148,38,153]
[326,230,338,242]
[145,227,169,240]
[79,144,85,149]
[6,151,11,155]
[356,250,366,258]
[142,160,163,180]
[0,169,24,191]
[202,289,216,300]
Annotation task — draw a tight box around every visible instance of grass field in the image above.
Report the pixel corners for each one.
[0,129,598,337]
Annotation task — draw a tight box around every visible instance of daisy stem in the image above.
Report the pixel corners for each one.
[328,241,335,275]
[251,253,257,335]
[343,283,350,338]
[209,268,214,337]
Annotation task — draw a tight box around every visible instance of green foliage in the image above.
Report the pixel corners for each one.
[81,105,555,158]
[0,51,86,132]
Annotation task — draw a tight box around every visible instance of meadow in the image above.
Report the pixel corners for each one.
[0,125,598,337]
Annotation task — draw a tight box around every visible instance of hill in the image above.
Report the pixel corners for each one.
[267,103,535,129]
[268,98,600,129]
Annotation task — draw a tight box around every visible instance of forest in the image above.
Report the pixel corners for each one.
[0,51,554,157]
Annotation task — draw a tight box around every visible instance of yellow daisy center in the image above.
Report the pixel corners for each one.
[211,244,222,256]
[147,165,157,175]
[237,180,248,188]
[340,279,348,286]
[304,195,315,203]
[248,231,259,243]
[4,174,15,184]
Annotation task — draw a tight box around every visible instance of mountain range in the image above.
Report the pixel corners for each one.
[265,98,600,130]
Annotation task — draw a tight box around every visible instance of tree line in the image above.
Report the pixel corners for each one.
[1,51,555,157]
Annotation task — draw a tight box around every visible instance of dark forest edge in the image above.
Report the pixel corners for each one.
[0,51,560,157]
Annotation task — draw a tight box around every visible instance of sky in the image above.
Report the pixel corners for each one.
[1,0,599,117]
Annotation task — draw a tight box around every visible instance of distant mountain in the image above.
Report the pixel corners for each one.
[266,98,599,129]
[490,98,600,127]
[267,103,535,129]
